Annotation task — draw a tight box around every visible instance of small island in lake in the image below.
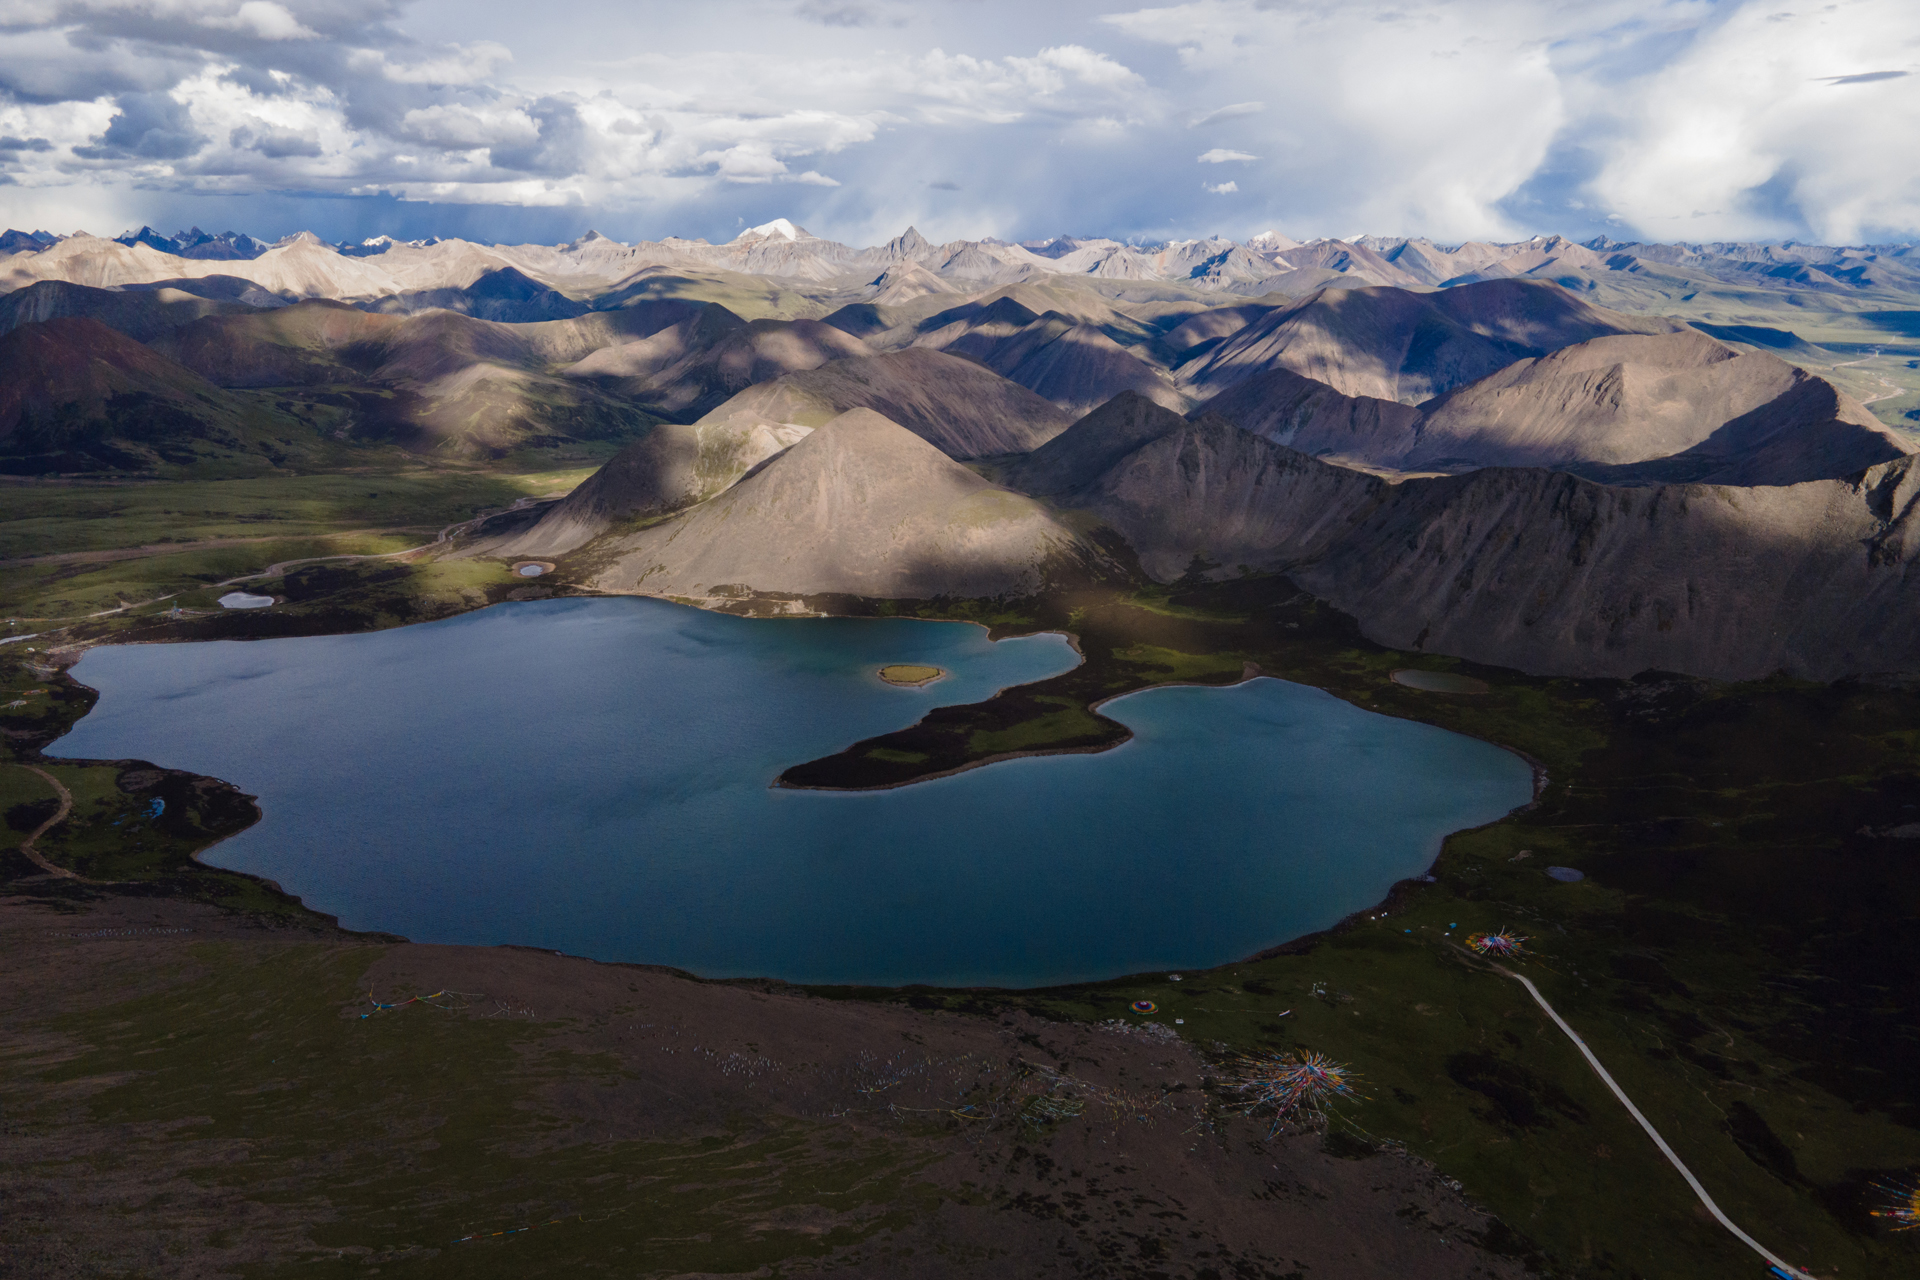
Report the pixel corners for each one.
[878,664,945,687]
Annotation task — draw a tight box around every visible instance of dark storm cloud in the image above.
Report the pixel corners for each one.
[489,97,592,175]
[73,89,206,159]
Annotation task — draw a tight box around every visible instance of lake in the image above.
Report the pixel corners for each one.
[53,597,1533,987]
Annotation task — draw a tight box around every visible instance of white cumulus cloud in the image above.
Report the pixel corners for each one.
[0,0,1912,246]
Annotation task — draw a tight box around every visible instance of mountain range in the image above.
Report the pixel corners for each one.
[7,219,1920,317]
[5,219,1920,683]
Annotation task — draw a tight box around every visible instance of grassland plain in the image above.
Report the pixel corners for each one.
[1651,295,1920,432]
[0,466,596,623]
[3,563,1920,1277]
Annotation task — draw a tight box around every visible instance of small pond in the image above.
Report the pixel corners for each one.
[1391,669,1490,695]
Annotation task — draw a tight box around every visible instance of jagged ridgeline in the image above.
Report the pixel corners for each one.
[4,220,1919,680]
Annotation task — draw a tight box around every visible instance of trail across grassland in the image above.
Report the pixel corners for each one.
[1490,961,1814,1280]
[10,763,82,881]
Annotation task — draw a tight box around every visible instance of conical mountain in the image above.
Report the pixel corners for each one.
[1005,393,1375,580]
[1007,392,1198,497]
[483,348,1074,558]
[589,408,1105,600]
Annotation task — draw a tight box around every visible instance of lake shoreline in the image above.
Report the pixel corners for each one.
[48,596,1531,989]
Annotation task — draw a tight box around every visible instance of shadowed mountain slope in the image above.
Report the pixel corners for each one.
[972,315,1189,417]
[1007,393,1920,680]
[900,282,1166,354]
[0,279,258,342]
[1183,279,1678,404]
[1007,392,1225,499]
[1297,459,1920,681]
[1008,395,1379,582]
[912,294,1045,357]
[0,316,289,472]
[567,309,874,421]
[1197,368,1424,471]
[359,266,589,322]
[1163,301,1283,358]
[587,408,1108,600]
[905,292,1185,416]
[1194,332,1912,486]
[153,301,665,454]
[687,349,1072,459]
[152,298,702,388]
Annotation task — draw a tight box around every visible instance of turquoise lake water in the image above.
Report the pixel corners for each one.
[53,597,1533,987]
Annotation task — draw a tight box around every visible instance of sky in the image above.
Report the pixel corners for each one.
[0,0,1916,248]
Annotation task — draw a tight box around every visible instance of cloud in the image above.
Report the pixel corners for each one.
[349,42,514,85]
[206,1,318,41]
[1188,100,1262,126]
[1027,44,1141,89]
[394,102,538,151]
[229,119,321,156]
[73,90,206,160]
[1584,0,1920,243]
[0,0,1914,247]
[1817,70,1908,85]
[795,1,889,25]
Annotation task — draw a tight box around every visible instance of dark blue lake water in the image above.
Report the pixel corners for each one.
[55,597,1532,987]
